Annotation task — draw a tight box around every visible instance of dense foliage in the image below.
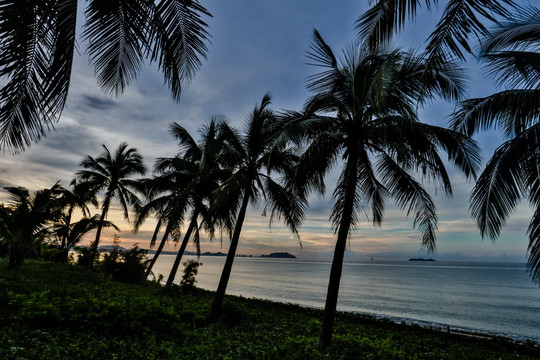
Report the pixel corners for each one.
[0,260,537,360]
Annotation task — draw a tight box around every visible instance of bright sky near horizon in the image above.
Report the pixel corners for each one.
[0,1,532,262]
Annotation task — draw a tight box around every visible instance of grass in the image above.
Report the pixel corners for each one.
[0,259,538,359]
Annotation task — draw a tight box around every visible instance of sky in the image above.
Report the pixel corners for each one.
[0,1,533,262]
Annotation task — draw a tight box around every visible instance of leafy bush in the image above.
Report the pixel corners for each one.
[99,245,150,284]
[180,259,202,288]
[74,246,95,268]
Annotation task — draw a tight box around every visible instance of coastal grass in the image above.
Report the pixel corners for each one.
[0,259,538,359]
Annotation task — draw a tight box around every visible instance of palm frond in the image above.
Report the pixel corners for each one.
[83,0,150,96]
[450,90,540,137]
[306,30,339,92]
[42,0,78,127]
[527,207,540,285]
[0,1,54,152]
[483,51,540,89]
[355,0,428,51]
[295,126,342,196]
[149,0,211,102]
[470,138,526,239]
[330,162,364,232]
[357,151,389,226]
[399,50,468,103]
[480,6,540,54]
[418,122,481,180]
[169,122,201,159]
[377,152,438,251]
[263,175,307,240]
[425,0,515,61]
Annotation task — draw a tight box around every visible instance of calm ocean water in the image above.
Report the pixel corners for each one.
[152,254,540,342]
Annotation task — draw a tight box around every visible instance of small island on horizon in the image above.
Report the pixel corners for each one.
[261,252,297,259]
[408,258,437,262]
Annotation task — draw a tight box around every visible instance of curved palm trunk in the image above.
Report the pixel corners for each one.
[165,213,199,287]
[144,226,171,281]
[89,196,111,267]
[208,190,251,321]
[318,156,358,347]
[60,207,74,263]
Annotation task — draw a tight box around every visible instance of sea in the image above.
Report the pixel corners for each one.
[152,254,540,342]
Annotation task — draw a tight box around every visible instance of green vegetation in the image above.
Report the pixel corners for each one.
[1,259,538,360]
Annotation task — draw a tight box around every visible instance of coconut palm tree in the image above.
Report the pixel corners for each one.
[450,6,540,284]
[357,0,516,61]
[76,142,146,266]
[207,94,308,320]
[135,119,229,284]
[54,179,98,262]
[53,214,120,261]
[0,0,211,153]
[163,119,231,287]
[0,184,64,269]
[284,30,481,347]
[133,174,189,281]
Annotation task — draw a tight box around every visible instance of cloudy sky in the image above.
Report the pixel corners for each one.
[0,1,532,261]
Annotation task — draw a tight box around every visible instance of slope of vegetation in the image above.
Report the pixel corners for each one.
[0,259,538,360]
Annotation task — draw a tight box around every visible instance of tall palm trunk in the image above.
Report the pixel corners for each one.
[165,212,199,287]
[144,226,171,281]
[8,243,26,270]
[208,189,251,321]
[318,155,359,347]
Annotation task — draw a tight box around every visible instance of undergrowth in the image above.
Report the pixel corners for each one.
[0,259,538,359]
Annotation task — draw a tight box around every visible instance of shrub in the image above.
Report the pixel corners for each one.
[98,245,150,284]
[180,260,202,289]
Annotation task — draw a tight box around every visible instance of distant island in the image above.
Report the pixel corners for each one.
[408,258,436,262]
[261,252,296,259]
[201,251,227,257]
[145,249,295,259]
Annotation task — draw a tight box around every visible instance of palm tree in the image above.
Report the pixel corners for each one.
[284,30,481,347]
[0,1,211,153]
[135,119,229,284]
[54,179,98,262]
[357,0,516,62]
[53,214,120,261]
[133,174,189,281]
[207,94,308,320]
[450,6,540,284]
[0,184,64,269]
[76,142,146,266]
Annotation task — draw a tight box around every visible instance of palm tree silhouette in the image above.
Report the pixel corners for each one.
[53,214,120,262]
[135,119,229,285]
[0,1,211,152]
[0,184,64,269]
[163,120,231,286]
[284,30,481,347]
[54,180,98,262]
[76,142,146,266]
[450,6,540,284]
[207,94,307,320]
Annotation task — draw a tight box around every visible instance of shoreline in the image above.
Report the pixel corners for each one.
[364,313,540,345]
[239,294,540,345]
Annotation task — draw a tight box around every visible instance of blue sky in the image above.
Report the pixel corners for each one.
[0,1,531,261]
